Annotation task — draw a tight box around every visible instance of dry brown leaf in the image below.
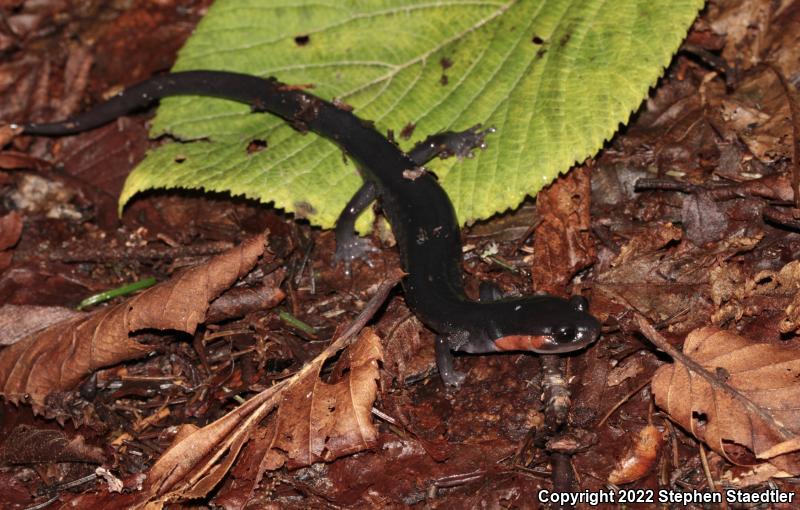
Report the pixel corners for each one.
[261,327,383,470]
[532,165,595,295]
[706,0,798,162]
[140,328,383,510]
[709,262,749,324]
[205,268,286,323]
[652,327,800,474]
[0,124,21,147]
[0,233,268,409]
[0,304,83,346]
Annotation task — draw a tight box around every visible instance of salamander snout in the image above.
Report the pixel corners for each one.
[537,317,599,353]
[549,295,600,348]
[554,295,600,346]
[491,295,601,353]
[553,318,600,348]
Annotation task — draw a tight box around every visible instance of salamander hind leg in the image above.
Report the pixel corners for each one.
[334,181,380,275]
[435,335,466,388]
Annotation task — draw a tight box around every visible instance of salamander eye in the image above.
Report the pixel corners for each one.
[569,295,588,312]
[554,326,577,344]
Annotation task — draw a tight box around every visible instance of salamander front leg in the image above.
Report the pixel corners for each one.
[334,180,379,275]
[478,281,504,302]
[407,125,496,165]
[435,335,466,388]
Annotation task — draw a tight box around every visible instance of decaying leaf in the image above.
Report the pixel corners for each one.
[612,222,682,268]
[141,328,383,509]
[608,424,664,484]
[0,233,268,409]
[606,355,649,387]
[711,259,800,332]
[771,262,800,334]
[1,424,105,465]
[378,298,433,386]
[0,210,22,272]
[0,211,21,251]
[532,166,595,295]
[596,228,761,328]
[651,327,800,474]
[708,71,794,163]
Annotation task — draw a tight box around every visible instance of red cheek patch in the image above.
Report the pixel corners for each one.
[494,335,552,351]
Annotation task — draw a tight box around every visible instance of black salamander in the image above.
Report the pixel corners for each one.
[18,71,601,386]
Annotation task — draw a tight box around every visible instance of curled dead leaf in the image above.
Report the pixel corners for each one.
[0,233,268,409]
[651,326,800,475]
[608,424,663,484]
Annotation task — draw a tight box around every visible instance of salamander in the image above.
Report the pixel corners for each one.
[17,70,601,386]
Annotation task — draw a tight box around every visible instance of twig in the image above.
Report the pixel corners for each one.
[698,443,716,492]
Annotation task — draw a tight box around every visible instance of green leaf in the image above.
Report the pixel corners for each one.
[122,0,704,228]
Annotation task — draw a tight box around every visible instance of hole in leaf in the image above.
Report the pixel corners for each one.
[294,35,310,46]
[692,411,708,431]
[247,138,268,154]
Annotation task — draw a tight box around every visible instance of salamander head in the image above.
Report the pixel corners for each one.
[487,295,600,354]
